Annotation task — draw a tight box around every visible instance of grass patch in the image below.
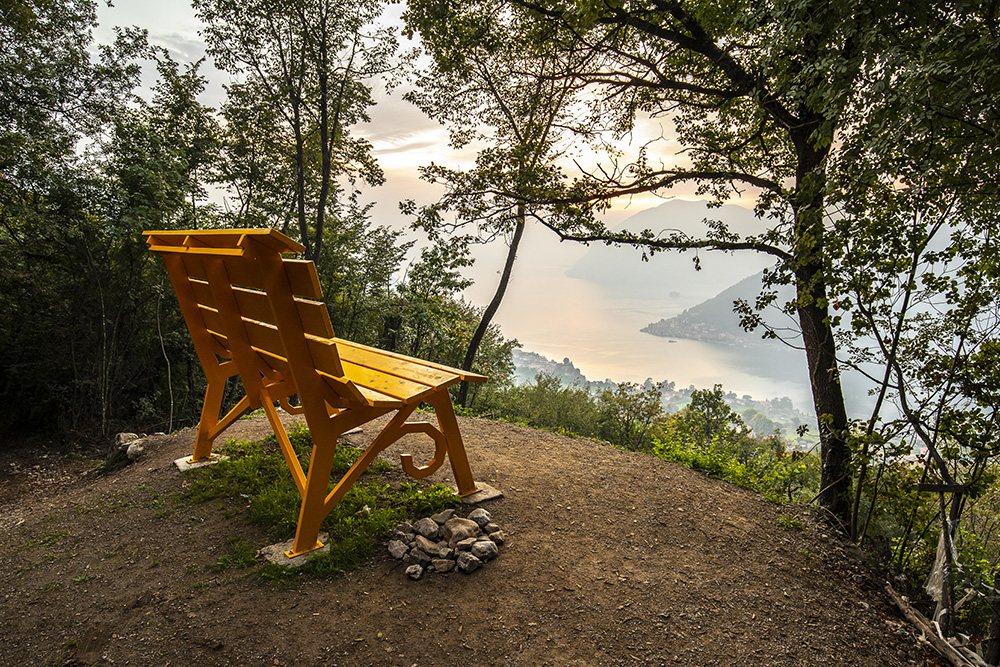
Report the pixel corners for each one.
[208,537,259,572]
[21,530,69,551]
[775,514,804,531]
[184,423,460,580]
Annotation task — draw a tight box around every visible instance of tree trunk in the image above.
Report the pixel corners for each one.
[938,492,956,637]
[314,29,358,266]
[456,212,525,407]
[799,289,852,526]
[292,96,310,258]
[792,134,852,529]
[315,28,330,264]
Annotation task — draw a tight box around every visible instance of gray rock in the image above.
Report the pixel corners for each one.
[414,535,443,557]
[126,441,145,461]
[431,559,456,574]
[387,529,414,543]
[431,509,456,525]
[457,552,483,574]
[406,547,432,567]
[455,537,478,551]
[387,539,409,560]
[471,540,499,561]
[387,512,505,579]
[443,517,480,546]
[115,432,141,448]
[413,517,440,539]
[467,508,493,528]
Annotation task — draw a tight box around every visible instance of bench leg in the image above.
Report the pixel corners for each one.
[191,384,253,463]
[428,391,480,497]
[287,435,338,558]
[286,407,414,558]
[286,407,378,558]
[283,395,479,557]
[191,379,225,461]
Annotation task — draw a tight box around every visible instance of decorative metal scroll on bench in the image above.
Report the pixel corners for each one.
[144,229,487,558]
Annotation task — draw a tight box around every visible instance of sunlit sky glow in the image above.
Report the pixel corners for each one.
[92,0,711,228]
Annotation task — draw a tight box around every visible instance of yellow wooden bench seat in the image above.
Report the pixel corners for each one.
[144,228,487,558]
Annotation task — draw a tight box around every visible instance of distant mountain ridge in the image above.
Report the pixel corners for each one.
[641,272,794,347]
[566,199,777,312]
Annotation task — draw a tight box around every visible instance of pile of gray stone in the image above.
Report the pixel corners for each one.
[115,432,158,462]
[386,507,506,580]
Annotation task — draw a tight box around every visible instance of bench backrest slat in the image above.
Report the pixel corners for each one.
[145,229,364,406]
[231,288,335,341]
[187,277,334,345]
[179,255,323,301]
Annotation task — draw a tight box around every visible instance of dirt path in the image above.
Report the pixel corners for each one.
[0,412,941,666]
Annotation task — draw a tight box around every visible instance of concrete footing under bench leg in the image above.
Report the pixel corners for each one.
[174,454,227,472]
[459,483,504,504]
[258,533,330,567]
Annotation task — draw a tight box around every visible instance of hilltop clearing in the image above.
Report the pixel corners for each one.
[0,413,942,666]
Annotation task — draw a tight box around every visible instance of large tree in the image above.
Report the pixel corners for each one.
[409,0,881,523]
[213,78,296,229]
[824,3,1000,631]
[0,0,161,437]
[194,0,398,262]
[409,0,1000,527]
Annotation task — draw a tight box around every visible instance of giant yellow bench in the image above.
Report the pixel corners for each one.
[144,228,487,558]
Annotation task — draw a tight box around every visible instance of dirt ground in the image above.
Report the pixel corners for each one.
[0,411,945,667]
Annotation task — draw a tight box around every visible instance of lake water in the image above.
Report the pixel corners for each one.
[461,215,817,411]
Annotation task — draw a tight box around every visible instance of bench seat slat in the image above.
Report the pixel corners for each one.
[339,359,438,403]
[334,338,486,383]
[337,344,459,387]
[312,370,400,408]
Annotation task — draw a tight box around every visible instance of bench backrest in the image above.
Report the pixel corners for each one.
[144,229,367,408]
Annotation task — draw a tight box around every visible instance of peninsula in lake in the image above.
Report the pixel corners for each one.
[641,272,795,348]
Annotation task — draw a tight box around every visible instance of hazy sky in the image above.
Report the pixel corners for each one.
[92,0,693,229]
[90,0,703,302]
